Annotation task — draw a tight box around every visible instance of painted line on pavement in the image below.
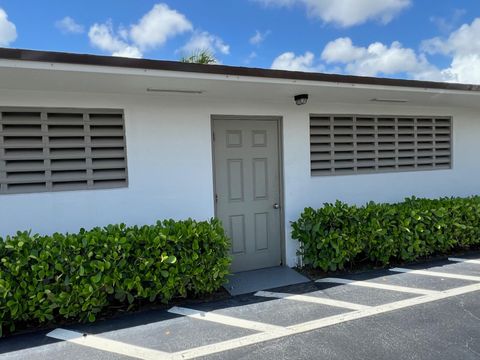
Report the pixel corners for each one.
[45,270,480,360]
[289,281,480,333]
[168,306,290,334]
[175,282,480,359]
[47,328,173,360]
[449,257,480,265]
[255,290,370,310]
[316,277,439,295]
[390,268,480,282]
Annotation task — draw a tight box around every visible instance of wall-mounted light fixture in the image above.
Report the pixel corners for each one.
[294,94,309,106]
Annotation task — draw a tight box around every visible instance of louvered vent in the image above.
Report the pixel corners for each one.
[0,108,127,194]
[310,115,452,176]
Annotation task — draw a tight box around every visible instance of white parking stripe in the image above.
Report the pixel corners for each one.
[175,282,480,359]
[316,277,439,295]
[168,306,290,333]
[390,267,480,282]
[47,328,173,360]
[255,290,370,310]
[174,330,285,359]
[45,267,480,360]
[449,257,480,265]
[289,282,480,333]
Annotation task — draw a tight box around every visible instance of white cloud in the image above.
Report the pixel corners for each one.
[270,18,480,85]
[88,3,193,58]
[430,9,466,34]
[422,18,480,57]
[271,51,320,72]
[255,0,410,27]
[88,22,142,58]
[130,3,192,50]
[180,31,230,55]
[271,36,443,80]
[118,26,129,42]
[56,16,84,34]
[244,51,258,64]
[318,19,480,84]
[0,8,17,46]
[250,30,270,45]
[321,37,436,78]
[87,3,229,60]
[421,18,480,83]
[439,55,480,83]
[321,37,366,63]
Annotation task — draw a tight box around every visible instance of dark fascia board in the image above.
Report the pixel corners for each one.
[1,47,480,92]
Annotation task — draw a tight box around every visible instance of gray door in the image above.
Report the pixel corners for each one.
[213,118,282,272]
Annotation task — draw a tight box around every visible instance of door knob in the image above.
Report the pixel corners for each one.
[273,203,280,209]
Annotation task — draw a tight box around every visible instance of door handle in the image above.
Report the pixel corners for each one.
[273,203,280,209]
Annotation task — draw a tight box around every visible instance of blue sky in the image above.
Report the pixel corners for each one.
[0,1,479,83]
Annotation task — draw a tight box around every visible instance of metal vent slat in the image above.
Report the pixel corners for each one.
[0,108,128,194]
[310,115,452,176]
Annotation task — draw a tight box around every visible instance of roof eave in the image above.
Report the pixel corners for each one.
[1,47,480,93]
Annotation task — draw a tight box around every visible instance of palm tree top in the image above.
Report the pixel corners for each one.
[180,49,217,64]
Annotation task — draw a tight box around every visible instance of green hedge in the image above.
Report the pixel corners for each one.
[292,196,480,272]
[0,219,230,336]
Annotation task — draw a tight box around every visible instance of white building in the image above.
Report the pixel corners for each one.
[1,48,479,272]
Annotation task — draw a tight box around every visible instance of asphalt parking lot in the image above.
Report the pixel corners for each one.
[1,256,480,360]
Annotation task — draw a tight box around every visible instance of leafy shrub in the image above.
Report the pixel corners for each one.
[0,219,230,336]
[292,196,480,272]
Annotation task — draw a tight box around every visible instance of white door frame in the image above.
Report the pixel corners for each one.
[210,114,286,269]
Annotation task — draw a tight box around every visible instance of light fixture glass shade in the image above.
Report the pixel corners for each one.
[294,94,309,106]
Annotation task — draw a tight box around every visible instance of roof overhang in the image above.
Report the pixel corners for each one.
[1,47,480,109]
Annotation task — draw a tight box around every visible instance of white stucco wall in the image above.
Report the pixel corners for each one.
[1,88,479,267]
